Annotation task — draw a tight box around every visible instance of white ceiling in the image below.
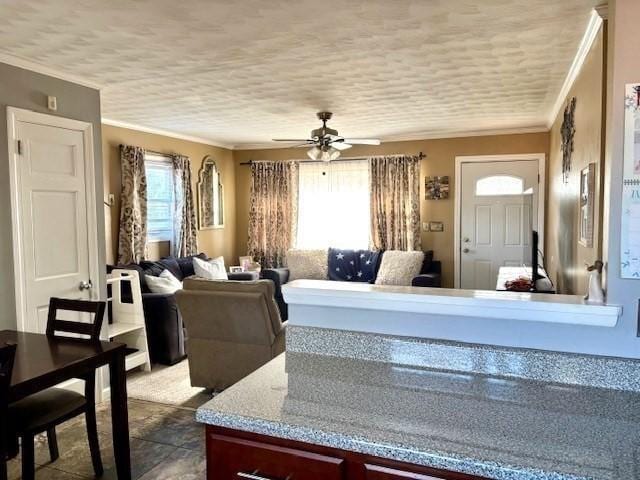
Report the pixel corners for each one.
[0,0,601,149]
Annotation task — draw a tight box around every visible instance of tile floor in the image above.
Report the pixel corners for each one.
[6,399,206,479]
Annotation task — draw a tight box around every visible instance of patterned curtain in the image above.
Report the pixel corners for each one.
[247,161,298,268]
[369,155,421,251]
[117,145,147,264]
[172,154,199,257]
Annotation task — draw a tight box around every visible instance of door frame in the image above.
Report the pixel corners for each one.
[6,107,100,332]
[453,153,546,289]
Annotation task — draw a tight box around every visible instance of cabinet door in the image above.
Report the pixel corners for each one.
[365,464,447,480]
[208,432,345,480]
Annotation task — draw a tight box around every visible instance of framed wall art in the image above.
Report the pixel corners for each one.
[579,163,595,247]
[425,176,449,200]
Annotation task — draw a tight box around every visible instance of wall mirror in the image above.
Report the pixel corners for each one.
[197,156,224,229]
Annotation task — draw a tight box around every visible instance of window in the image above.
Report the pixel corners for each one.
[145,154,174,242]
[296,160,370,249]
[475,175,525,196]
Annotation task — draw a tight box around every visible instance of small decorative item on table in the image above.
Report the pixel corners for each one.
[425,176,449,200]
[239,256,253,271]
[229,266,243,273]
[505,276,533,292]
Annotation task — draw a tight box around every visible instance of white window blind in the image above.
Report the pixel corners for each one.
[296,160,370,250]
[145,154,174,242]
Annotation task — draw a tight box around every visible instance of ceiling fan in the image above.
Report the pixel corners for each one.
[273,111,381,162]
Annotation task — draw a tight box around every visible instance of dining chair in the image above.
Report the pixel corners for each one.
[0,343,17,480]
[9,298,106,480]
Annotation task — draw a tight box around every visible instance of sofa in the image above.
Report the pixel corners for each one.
[175,277,286,390]
[107,253,257,365]
[261,248,441,321]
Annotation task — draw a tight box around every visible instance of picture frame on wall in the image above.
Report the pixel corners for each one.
[579,163,595,247]
[425,176,450,200]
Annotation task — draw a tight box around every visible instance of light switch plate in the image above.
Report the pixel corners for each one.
[107,193,115,206]
[47,95,57,111]
[422,222,430,232]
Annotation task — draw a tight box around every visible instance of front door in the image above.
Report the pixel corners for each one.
[459,159,539,290]
[10,109,97,333]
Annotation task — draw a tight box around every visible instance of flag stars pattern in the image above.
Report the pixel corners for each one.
[329,248,380,284]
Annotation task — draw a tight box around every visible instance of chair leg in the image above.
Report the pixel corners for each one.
[21,434,35,480]
[47,427,59,462]
[85,409,103,477]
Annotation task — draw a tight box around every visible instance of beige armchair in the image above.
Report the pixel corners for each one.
[175,278,286,390]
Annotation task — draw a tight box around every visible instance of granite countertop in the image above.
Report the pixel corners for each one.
[196,351,640,480]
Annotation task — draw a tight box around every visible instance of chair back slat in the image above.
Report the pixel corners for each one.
[46,298,106,341]
[0,343,16,394]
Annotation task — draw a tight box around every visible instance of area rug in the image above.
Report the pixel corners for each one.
[126,360,213,410]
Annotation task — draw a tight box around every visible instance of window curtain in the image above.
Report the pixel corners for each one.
[369,155,421,251]
[117,145,147,264]
[171,154,198,257]
[247,161,298,268]
[296,160,370,249]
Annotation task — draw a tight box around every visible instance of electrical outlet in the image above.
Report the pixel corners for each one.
[107,194,115,206]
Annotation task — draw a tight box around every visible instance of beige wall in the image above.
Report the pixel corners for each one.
[102,124,237,266]
[234,133,549,287]
[547,27,605,295]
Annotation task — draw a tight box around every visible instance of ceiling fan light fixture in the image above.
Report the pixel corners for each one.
[307,146,321,160]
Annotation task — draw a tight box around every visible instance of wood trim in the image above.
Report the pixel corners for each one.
[206,425,489,480]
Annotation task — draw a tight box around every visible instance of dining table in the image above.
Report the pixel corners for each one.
[0,329,131,479]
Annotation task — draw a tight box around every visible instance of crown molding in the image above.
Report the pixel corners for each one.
[232,125,549,151]
[546,8,604,128]
[101,118,234,149]
[0,52,103,90]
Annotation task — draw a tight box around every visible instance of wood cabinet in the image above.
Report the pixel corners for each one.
[206,426,488,480]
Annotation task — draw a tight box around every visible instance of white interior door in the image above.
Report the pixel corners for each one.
[9,110,97,333]
[459,160,539,290]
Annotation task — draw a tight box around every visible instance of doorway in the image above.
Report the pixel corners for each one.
[454,154,545,290]
[7,107,100,333]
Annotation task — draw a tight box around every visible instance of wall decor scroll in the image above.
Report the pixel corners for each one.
[561,97,576,184]
[621,84,640,278]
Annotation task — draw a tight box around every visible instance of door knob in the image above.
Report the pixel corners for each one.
[78,280,93,291]
[463,248,470,253]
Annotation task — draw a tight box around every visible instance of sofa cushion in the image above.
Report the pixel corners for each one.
[177,253,208,278]
[420,250,434,274]
[159,256,183,281]
[286,249,328,281]
[328,248,381,283]
[375,250,425,286]
[193,256,228,280]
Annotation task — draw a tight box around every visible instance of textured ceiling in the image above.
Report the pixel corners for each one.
[0,0,600,148]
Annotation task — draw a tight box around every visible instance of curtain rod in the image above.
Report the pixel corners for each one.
[239,152,426,166]
[119,144,172,158]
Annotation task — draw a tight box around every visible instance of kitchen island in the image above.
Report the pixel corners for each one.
[197,337,640,480]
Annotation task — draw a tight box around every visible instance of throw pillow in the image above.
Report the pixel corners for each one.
[145,269,183,294]
[328,248,381,283]
[193,256,228,280]
[375,251,425,286]
[286,249,328,281]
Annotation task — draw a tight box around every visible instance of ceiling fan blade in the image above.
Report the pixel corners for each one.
[343,138,381,145]
[272,139,313,142]
[332,142,352,151]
